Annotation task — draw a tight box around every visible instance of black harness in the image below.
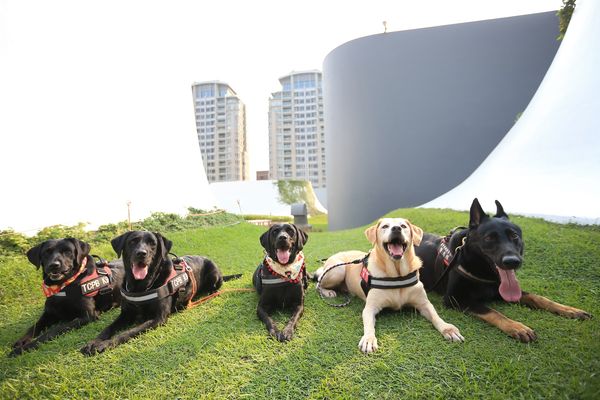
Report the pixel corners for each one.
[359,254,419,295]
[120,257,193,305]
[432,232,497,290]
[315,252,419,303]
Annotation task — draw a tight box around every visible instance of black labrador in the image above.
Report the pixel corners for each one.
[81,231,225,355]
[416,198,591,342]
[253,223,308,342]
[11,238,124,356]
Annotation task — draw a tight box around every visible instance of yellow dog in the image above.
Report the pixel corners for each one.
[315,218,464,353]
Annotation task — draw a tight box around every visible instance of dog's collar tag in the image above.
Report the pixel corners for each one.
[438,240,454,267]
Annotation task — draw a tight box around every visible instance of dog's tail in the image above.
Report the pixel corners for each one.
[223,273,243,282]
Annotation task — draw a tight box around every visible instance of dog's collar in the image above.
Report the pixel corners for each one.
[41,257,88,298]
[263,252,305,283]
[437,236,497,285]
[455,265,497,284]
[360,254,419,295]
[120,258,191,304]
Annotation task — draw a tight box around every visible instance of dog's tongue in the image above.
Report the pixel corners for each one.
[496,267,522,302]
[388,243,404,258]
[276,249,291,264]
[132,263,148,280]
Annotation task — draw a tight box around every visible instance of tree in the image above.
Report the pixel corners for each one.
[557,0,576,40]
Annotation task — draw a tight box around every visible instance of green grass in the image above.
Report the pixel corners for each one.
[1,208,599,399]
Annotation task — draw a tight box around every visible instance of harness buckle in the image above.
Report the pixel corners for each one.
[98,285,113,296]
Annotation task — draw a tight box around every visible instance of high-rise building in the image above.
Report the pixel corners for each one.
[268,70,326,188]
[191,81,249,183]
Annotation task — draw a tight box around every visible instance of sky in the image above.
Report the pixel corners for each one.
[0,0,562,233]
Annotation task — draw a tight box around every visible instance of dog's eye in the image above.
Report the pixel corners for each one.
[510,232,519,240]
[484,235,495,242]
[400,224,407,229]
[63,250,73,257]
[381,224,389,229]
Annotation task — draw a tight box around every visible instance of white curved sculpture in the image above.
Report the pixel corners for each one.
[422,0,600,224]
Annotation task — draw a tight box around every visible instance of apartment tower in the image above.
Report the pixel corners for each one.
[191,81,249,182]
[268,71,326,188]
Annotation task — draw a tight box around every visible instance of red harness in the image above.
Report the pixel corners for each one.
[42,258,115,298]
[79,264,114,297]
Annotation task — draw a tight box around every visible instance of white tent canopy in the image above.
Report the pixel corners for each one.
[421,0,600,224]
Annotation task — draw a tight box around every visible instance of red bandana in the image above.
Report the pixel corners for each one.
[41,257,88,298]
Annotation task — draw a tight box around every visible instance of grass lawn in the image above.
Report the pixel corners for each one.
[0,208,599,399]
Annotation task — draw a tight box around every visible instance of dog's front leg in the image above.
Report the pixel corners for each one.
[279,304,304,342]
[80,311,133,356]
[82,316,167,356]
[257,304,280,339]
[415,300,464,342]
[520,292,591,319]
[16,313,98,354]
[10,312,58,356]
[358,300,381,353]
[470,304,537,343]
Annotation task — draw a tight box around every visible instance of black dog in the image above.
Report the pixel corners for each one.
[416,198,591,342]
[81,231,226,355]
[11,238,124,356]
[253,223,308,342]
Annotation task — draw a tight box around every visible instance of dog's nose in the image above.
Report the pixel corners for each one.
[49,261,61,271]
[502,255,522,268]
[136,250,147,258]
[391,226,401,233]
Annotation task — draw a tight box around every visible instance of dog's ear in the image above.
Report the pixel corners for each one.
[494,200,509,219]
[66,238,90,266]
[364,221,379,245]
[408,221,423,246]
[154,232,173,260]
[26,242,45,269]
[111,232,131,258]
[469,198,488,228]
[259,228,272,252]
[294,225,308,250]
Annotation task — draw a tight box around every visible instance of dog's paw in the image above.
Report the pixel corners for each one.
[276,329,294,342]
[12,337,32,350]
[8,347,24,358]
[506,321,537,343]
[358,334,378,353]
[318,287,337,298]
[80,340,110,356]
[558,306,592,320]
[441,324,465,342]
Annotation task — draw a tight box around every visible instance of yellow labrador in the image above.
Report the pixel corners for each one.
[315,218,464,353]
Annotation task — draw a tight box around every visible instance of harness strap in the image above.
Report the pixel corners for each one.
[80,264,114,297]
[316,253,369,307]
[431,234,498,290]
[360,255,419,296]
[176,257,200,308]
[120,268,189,305]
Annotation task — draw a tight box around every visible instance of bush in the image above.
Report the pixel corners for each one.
[0,229,31,256]
[0,209,243,257]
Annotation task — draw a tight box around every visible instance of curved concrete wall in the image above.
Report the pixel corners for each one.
[324,12,560,230]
